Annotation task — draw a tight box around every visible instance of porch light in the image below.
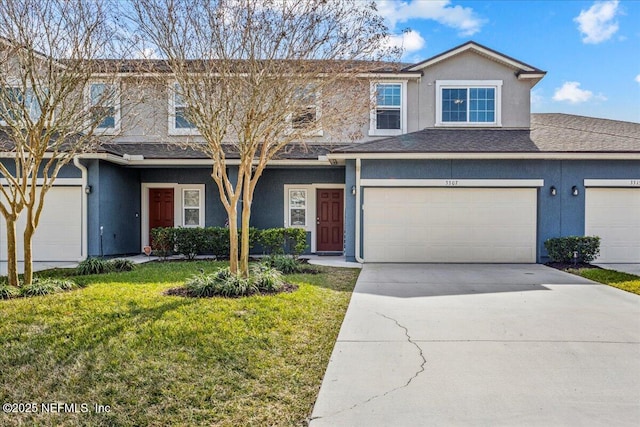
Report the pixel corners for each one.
[84,185,92,194]
[571,186,579,196]
[550,186,557,196]
[351,185,356,196]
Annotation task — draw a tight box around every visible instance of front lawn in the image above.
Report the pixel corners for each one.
[569,267,640,295]
[0,261,359,426]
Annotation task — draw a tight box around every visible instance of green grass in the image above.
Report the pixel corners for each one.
[570,267,640,295]
[0,261,359,426]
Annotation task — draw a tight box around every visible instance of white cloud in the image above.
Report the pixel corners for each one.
[384,30,426,57]
[377,0,485,36]
[574,0,620,44]
[635,74,640,84]
[553,81,607,104]
[530,89,544,106]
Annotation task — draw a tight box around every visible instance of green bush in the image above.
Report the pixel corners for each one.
[544,236,601,263]
[174,227,207,259]
[263,254,302,274]
[150,227,175,258]
[20,277,76,297]
[259,227,307,257]
[111,259,136,272]
[204,227,230,258]
[184,264,285,297]
[0,283,20,299]
[76,257,115,275]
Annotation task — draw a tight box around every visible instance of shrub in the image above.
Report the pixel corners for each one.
[184,265,285,297]
[0,283,20,299]
[263,254,302,274]
[204,227,230,258]
[20,277,76,297]
[259,227,307,257]
[150,227,175,258]
[111,259,136,272]
[544,236,601,263]
[174,227,207,259]
[76,257,114,275]
[251,264,284,293]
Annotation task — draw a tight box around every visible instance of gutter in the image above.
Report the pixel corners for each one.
[327,152,640,161]
[354,158,364,263]
[72,157,89,262]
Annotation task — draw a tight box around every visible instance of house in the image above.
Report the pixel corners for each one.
[1,41,639,265]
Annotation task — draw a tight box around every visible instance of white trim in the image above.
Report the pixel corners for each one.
[168,82,200,136]
[584,179,640,187]
[140,182,206,249]
[517,73,546,80]
[354,158,363,263]
[405,43,537,72]
[182,188,204,227]
[283,183,345,253]
[85,80,121,135]
[360,179,544,188]
[327,152,640,161]
[369,80,408,136]
[287,188,308,227]
[73,157,89,262]
[435,80,502,127]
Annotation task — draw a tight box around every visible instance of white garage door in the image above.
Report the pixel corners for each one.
[0,186,82,262]
[585,188,640,263]
[363,187,537,263]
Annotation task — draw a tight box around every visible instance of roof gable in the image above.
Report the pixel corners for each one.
[403,41,546,79]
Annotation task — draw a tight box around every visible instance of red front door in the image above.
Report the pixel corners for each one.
[149,188,174,245]
[316,189,344,252]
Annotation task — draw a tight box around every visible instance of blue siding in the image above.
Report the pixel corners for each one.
[0,159,81,178]
[346,159,640,263]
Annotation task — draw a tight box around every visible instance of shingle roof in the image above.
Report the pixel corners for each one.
[333,114,640,154]
[99,142,344,160]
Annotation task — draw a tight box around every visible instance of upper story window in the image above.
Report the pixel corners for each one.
[369,81,407,136]
[289,85,322,136]
[87,82,120,134]
[0,87,42,125]
[436,80,502,127]
[169,83,198,135]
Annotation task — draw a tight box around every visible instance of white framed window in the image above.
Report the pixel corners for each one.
[168,83,199,135]
[288,85,322,136]
[436,80,502,127]
[86,81,120,134]
[182,189,201,227]
[288,189,307,227]
[0,86,42,126]
[369,81,407,136]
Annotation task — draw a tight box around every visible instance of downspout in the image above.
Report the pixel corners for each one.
[354,158,364,263]
[73,156,88,261]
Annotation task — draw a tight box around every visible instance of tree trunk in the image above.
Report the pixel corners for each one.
[23,219,35,286]
[227,206,239,275]
[4,217,19,287]
[239,190,252,278]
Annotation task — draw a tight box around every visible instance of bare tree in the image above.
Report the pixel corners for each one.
[133,0,397,276]
[0,0,126,286]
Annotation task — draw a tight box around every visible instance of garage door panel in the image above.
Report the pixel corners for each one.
[586,188,640,263]
[364,187,537,263]
[0,187,82,262]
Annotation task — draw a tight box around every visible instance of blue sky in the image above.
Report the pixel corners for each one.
[377,0,640,123]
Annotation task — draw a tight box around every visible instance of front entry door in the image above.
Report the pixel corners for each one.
[316,189,344,252]
[149,188,174,245]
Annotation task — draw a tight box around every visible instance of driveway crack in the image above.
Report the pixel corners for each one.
[315,312,426,422]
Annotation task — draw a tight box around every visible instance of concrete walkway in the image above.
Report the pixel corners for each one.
[310,264,640,426]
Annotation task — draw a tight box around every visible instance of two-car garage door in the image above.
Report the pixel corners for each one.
[0,186,82,262]
[363,187,537,263]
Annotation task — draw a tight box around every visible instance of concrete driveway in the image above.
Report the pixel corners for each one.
[310,264,640,426]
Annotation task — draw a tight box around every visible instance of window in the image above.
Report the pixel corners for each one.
[436,80,502,126]
[288,189,307,226]
[369,81,407,136]
[183,189,201,226]
[0,87,42,125]
[88,82,119,133]
[169,83,198,134]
